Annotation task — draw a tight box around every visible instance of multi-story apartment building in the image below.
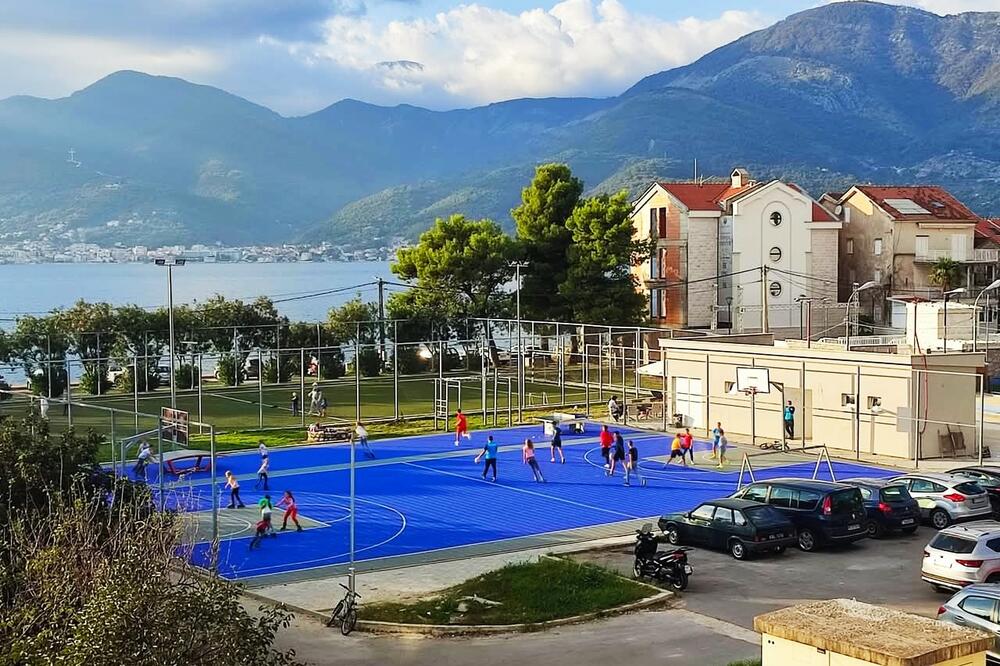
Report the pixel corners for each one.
[823,186,990,326]
[631,168,840,333]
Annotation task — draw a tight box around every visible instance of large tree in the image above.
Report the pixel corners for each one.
[559,191,651,326]
[512,163,583,322]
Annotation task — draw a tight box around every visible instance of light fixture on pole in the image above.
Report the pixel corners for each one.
[154,257,186,408]
[513,261,528,423]
[942,287,966,352]
[846,281,878,351]
[973,280,1000,353]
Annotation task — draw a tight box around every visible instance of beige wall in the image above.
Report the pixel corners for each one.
[762,634,987,666]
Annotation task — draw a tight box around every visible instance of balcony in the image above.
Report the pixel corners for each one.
[914,248,1000,263]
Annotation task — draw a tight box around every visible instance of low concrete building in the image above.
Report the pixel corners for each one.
[654,337,984,462]
[754,598,993,666]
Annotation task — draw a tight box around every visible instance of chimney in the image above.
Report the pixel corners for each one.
[731,168,750,189]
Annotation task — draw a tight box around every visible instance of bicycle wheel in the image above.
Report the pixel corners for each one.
[340,608,358,636]
[327,600,346,628]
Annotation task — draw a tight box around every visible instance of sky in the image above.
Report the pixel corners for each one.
[1,0,999,115]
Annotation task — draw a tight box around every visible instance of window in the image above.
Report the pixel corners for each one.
[986,538,1000,554]
[650,289,661,319]
[733,511,747,527]
[842,393,856,407]
[769,247,782,262]
[848,268,856,284]
[769,211,782,227]
[846,239,854,255]
[960,596,996,621]
[874,269,882,284]
[880,485,912,503]
[714,508,734,525]
[724,381,735,393]
[770,487,797,508]
[929,532,977,553]
[649,209,657,238]
[690,504,716,521]
[741,485,769,503]
[867,396,883,410]
[915,235,929,259]
[858,487,873,501]
[874,238,883,256]
[910,478,940,493]
[658,207,667,238]
[798,490,822,510]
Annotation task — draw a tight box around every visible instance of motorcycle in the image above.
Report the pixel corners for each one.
[633,523,692,591]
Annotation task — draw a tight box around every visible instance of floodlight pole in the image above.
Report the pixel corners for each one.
[349,417,356,590]
[514,262,528,423]
[155,258,185,408]
[973,281,1000,352]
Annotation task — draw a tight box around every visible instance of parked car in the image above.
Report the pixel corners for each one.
[937,583,1000,660]
[730,478,868,552]
[657,498,797,560]
[106,362,127,384]
[950,467,1000,517]
[922,522,1000,592]
[891,473,992,529]
[842,477,921,538]
[155,364,172,384]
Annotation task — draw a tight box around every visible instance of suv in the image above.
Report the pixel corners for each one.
[842,477,921,538]
[892,473,992,529]
[950,467,1000,517]
[923,522,1000,592]
[730,478,868,552]
[937,584,1000,660]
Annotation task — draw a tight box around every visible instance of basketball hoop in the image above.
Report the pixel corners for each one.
[736,367,770,394]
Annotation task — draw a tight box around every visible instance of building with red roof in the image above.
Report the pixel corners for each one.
[631,168,841,333]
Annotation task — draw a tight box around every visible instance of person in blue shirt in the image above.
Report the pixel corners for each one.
[783,401,796,438]
[475,435,500,482]
[709,422,722,460]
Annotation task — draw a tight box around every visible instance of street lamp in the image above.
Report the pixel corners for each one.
[155,257,186,408]
[973,280,1000,353]
[513,261,528,423]
[942,287,966,352]
[846,281,878,351]
[725,296,733,330]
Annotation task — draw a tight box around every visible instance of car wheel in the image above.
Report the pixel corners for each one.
[797,529,818,552]
[729,539,747,560]
[866,520,886,539]
[987,573,1000,584]
[666,526,681,546]
[930,509,951,530]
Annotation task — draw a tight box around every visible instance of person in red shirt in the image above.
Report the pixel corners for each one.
[599,424,614,469]
[681,428,695,465]
[454,409,471,446]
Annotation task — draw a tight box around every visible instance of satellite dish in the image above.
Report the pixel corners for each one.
[835,204,844,216]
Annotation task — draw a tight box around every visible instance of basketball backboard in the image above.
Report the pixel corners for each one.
[736,367,771,394]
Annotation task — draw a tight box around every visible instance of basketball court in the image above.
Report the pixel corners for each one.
[134,420,902,585]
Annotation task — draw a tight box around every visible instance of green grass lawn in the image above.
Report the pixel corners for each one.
[360,557,653,626]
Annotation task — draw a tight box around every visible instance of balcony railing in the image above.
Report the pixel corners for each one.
[915,248,1000,263]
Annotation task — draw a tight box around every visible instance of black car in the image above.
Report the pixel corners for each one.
[730,478,868,552]
[949,466,1000,516]
[842,477,920,538]
[657,498,797,560]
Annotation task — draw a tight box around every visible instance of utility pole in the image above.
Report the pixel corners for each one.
[711,283,718,331]
[760,265,770,334]
[377,277,386,362]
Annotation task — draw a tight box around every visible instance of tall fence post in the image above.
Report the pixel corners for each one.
[133,353,139,433]
[110,410,117,477]
[197,354,204,434]
[481,341,487,420]
[355,342,362,424]
[209,424,219,571]
[66,358,73,428]
[299,348,306,427]
[584,338,591,417]
[393,322,400,421]
[257,349,264,429]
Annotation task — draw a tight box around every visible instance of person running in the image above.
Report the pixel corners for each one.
[255,456,270,491]
[607,395,622,423]
[249,517,270,550]
[599,425,613,469]
[353,421,375,459]
[454,408,472,446]
[522,439,545,483]
[291,392,300,417]
[624,440,644,487]
[709,422,723,460]
[474,435,499,482]
[664,432,687,467]
[224,471,245,508]
[717,429,729,469]
[277,490,302,532]
[681,427,695,465]
[258,495,276,536]
[608,430,627,477]
[549,425,565,464]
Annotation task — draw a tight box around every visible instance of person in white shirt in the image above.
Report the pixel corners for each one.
[133,441,155,479]
[258,440,268,460]
[255,456,270,490]
[39,396,49,419]
[607,396,622,423]
[353,421,375,459]
[308,384,322,415]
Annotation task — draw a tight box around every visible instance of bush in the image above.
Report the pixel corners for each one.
[174,363,200,390]
[355,347,382,377]
[394,346,429,375]
[115,366,160,394]
[263,357,295,384]
[79,365,112,395]
[314,351,345,380]
[29,366,67,398]
[216,354,240,386]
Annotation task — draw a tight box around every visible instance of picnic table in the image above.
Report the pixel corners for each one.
[538,411,587,437]
[307,422,352,443]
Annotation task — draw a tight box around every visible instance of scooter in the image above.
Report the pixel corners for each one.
[633,523,692,591]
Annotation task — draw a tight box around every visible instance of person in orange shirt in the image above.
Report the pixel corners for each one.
[598,424,614,469]
[664,433,687,468]
[454,409,472,446]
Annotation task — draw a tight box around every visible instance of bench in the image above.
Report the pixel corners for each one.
[307,423,352,443]
[538,412,587,437]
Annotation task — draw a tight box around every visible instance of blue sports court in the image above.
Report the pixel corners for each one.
[133,423,900,582]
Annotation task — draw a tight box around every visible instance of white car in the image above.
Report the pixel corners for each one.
[892,472,993,529]
[922,521,1000,592]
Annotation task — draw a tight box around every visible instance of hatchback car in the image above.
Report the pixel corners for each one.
[937,583,1000,660]
[842,477,921,538]
[922,522,1000,592]
[730,478,867,552]
[658,498,797,560]
[950,467,1000,517]
[892,473,992,529]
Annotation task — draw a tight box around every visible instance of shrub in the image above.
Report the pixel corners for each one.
[394,346,429,375]
[78,366,112,395]
[29,366,67,398]
[174,363,200,390]
[355,347,382,377]
[215,354,240,386]
[115,366,160,394]
[263,357,295,384]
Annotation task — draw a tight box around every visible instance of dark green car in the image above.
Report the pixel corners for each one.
[658,498,797,560]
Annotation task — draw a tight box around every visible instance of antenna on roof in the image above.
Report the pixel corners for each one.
[693,158,698,182]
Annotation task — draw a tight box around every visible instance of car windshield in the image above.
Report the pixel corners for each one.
[929,533,977,554]
[954,481,984,496]
[963,474,1000,488]
[879,485,913,502]
[829,489,863,514]
[744,505,787,527]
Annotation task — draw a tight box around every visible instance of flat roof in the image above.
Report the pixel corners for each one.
[753,599,993,666]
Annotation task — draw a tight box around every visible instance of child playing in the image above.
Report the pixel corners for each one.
[353,421,375,459]
[224,471,245,508]
[249,518,269,550]
[664,433,687,468]
[454,409,472,446]
[549,425,565,464]
[599,425,613,468]
[625,440,645,487]
[258,495,276,536]
[522,439,545,483]
[255,456,270,491]
[277,490,303,532]
[607,431,626,477]
[717,429,729,469]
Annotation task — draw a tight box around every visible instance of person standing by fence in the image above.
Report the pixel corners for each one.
[784,401,796,439]
[291,392,300,417]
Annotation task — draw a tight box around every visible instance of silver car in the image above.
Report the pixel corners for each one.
[937,583,1000,661]
[892,472,992,529]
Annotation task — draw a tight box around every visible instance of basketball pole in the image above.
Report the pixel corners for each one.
[349,418,356,594]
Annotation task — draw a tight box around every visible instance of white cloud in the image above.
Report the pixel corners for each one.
[277,0,767,105]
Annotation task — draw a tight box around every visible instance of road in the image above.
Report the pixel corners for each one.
[269,527,947,666]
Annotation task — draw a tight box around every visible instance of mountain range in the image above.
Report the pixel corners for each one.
[1,1,999,248]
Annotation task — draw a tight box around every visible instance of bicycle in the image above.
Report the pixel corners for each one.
[758,440,791,452]
[326,583,361,635]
